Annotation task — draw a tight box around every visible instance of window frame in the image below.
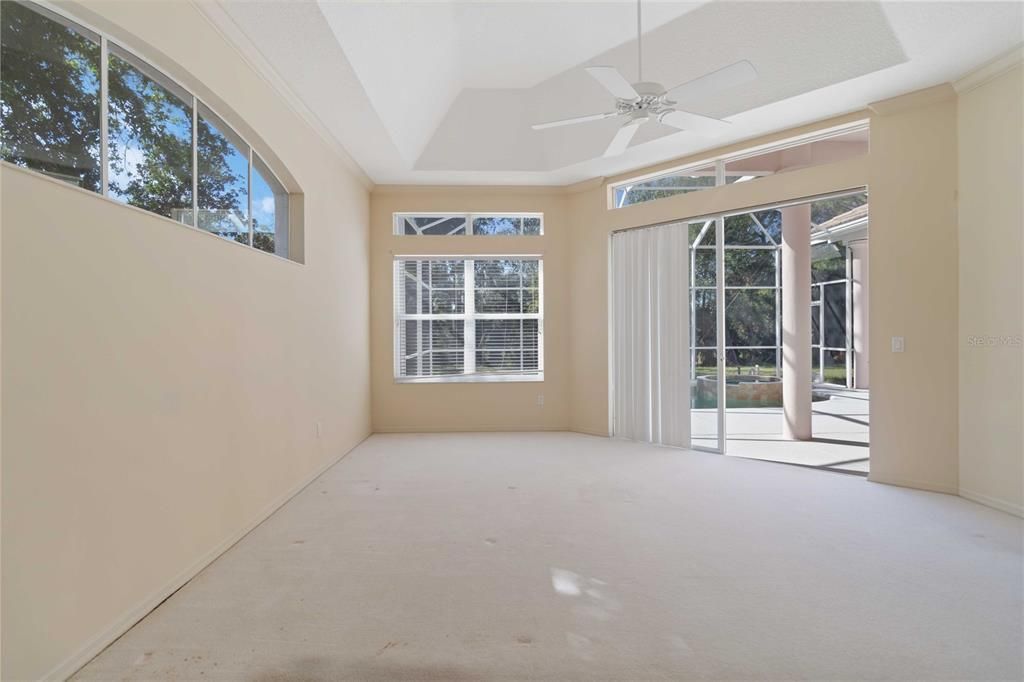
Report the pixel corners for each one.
[609,121,869,209]
[194,100,251,244]
[393,255,545,384]
[393,213,544,236]
[105,41,195,223]
[0,0,102,190]
[2,0,296,261]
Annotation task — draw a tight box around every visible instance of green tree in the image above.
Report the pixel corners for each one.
[196,116,248,242]
[106,52,193,219]
[0,2,100,190]
[2,2,245,228]
[618,174,715,206]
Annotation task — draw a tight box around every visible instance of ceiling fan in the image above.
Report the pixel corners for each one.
[532,0,758,157]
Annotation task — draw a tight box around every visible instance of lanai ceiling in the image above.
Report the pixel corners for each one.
[202,1,1023,186]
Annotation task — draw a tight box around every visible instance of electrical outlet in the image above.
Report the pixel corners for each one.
[891,336,905,353]
[537,394,545,407]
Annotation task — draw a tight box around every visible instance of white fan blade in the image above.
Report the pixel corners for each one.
[586,66,640,100]
[604,121,640,157]
[659,109,731,134]
[532,111,620,130]
[665,60,757,104]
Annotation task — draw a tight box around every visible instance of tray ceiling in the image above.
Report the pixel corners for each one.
[204,1,1024,185]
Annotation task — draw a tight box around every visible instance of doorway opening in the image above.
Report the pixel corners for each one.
[685,191,869,472]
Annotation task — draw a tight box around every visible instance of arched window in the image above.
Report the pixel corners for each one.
[1,0,294,260]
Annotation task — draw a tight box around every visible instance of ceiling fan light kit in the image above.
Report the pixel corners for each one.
[532,0,758,157]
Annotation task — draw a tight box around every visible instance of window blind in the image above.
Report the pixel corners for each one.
[610,223,690,447]
[394,257,543,382]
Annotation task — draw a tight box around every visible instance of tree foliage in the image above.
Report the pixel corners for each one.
[0,2,100,190]
[2,2,246,234]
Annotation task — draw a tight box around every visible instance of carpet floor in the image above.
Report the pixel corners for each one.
[73,432,1023,681]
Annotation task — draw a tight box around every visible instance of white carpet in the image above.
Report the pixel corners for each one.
[74,433,1023,681]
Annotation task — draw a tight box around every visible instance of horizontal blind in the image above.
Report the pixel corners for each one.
[394,257,543,380]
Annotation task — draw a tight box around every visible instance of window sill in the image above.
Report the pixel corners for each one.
[395,373,544,385]
[2,158,303,265]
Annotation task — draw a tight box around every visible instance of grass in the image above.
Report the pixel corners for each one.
[693,365,848,384]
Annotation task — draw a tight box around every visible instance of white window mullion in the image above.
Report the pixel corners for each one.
[247,147,254,247]
[463,259,476,375]
[819,285,826,383]
[191,95,198,227]
[519,266,525,373]
[715,215,726,454]
[426,261,435,376]
[393,261,401,379]
[100,35,109,196]
[416,261,424,377]
[845,247,853,388]
[537,259,545,374]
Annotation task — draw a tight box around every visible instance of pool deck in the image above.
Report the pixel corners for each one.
[692,387,870,474]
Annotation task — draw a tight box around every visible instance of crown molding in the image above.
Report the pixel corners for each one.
[372,184,569,196]
[953,43,1024,94]
[868,83,956,116]
[563,176,606,194]
[190,0,374,191]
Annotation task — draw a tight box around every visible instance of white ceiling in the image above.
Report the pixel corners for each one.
[205,1,1023,186]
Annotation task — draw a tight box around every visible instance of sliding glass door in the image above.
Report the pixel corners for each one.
[684,191,868,455]
[619,189,867,457]
[689,219,722,451]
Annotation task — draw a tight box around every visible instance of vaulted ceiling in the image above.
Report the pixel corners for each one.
[202,1,1023,186]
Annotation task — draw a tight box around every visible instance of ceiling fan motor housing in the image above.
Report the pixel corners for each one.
[632,81,666,97]
[617,81,672,125]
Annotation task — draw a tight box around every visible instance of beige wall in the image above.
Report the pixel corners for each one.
[865,86,961,493]
[370,188,570,432]
[956,60,1024,515]
[375,101,967,504]
[0,2,371,679]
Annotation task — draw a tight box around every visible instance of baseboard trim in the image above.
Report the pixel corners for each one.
[569,427,611,438]
[371,425,569,434]
[44,433,371,682]
[959,487,1024,518]
[866,472,959,496]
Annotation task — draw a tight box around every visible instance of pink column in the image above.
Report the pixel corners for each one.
[850,239,870,389]
[781,204,812,440]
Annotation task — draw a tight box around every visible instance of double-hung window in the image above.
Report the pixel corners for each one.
[394,257,543,382]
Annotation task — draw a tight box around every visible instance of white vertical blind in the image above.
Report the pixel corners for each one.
[611,223,690,447]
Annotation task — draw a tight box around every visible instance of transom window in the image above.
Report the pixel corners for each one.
[393,257,543,383]
[0,0,294,260]
[611,124,868,209]
[393,213,543,236]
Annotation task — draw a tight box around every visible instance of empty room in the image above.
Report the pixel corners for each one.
[1,0,1022,680]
